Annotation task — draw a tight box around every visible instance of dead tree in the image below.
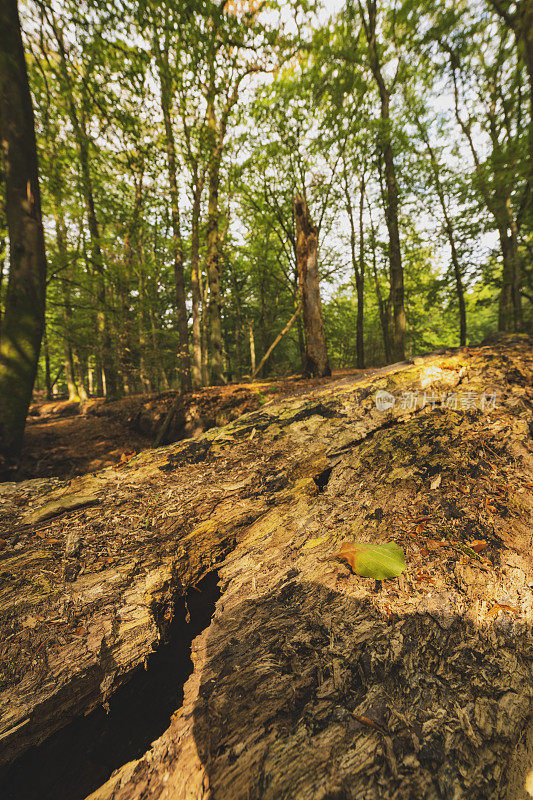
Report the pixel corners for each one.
[294,195,331,378]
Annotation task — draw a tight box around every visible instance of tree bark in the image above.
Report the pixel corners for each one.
[206,93,225,386]
[0,0,47,474]
[149,305,170,392]
[120,163,144,394]
[344,168,365,368]
[43,324,52,400]
[54,197,86,402]
[367,197,392,363]
[138,269,151,393]
[489,0,533,198]
[190,174,204,388]
[53,21,118,399]
[293,195,331,378]
[248,319,256,374]
[449,53,522,333]
[359,0,406,361]
[199,265,209,386]
[497,216,521,332]
[0,337,531,799]
[0,155,6,338]
[524,0,533,175]
[156,41,192,393]
[413,117,467,345]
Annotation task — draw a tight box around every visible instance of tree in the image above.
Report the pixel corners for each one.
[408,105,468,345]
[343,162,366,366]
[445,33,524,331]
[49,12,119,397]
[487,0,533,184]
[154,30,192,393]
[0,0,47,475]
[294,195,331,377]
[355,0,407,361]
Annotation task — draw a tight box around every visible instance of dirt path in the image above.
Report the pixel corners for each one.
[19,415,151,481]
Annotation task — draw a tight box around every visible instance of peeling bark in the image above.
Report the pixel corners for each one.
[0,336,532,800]
[294,195,331,378]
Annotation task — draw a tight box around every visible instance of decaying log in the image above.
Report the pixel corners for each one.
[0,335,532,799]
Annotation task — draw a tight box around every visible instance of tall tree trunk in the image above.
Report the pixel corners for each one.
[72,349,88,402]
[53,24,118,399]
[63,347,77,401]
[368,199,392,363]
[448,225,468,346]
[497,210,522,332]
[248,319,256,375]
[190,177,203,388]
[0,0,47,474]
[490,0,533,201]
[122,165,145,394]
[115,279,131,395]
[149,305,170,391]
[379,133,405,361]
[356,178,366,368]
[54,209,82,401]
[43,324,52,400]
[359,0,406,361]
[0,155,6,338]
[76,123,116,397]
[507,198,523,329]
[138,269,151,393]
[450,55,522,333]
[293,196,331,378]
[199,265,209,386]
[156,45,192,393]
[344,169,365,369]
[206,94,224,386]
[416,122,467,345]
[491,191,522,332]
[524,0,533,181]
[88,360,95,396]
[229,262,244,380]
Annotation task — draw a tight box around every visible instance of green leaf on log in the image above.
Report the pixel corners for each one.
[336,541,406,580]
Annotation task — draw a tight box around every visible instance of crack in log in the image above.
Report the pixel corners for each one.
[0,572,221,800]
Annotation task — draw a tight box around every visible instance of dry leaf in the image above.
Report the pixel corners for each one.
[487,603,519,617]
[469,540,488,553]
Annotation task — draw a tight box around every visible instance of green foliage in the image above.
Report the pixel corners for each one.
[2,0,529,401]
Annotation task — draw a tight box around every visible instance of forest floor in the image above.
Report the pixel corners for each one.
[20,368,376,480]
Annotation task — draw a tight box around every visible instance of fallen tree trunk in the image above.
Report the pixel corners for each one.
[0,335,532,799]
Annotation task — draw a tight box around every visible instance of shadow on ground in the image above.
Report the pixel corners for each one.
[193,580,532,800]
